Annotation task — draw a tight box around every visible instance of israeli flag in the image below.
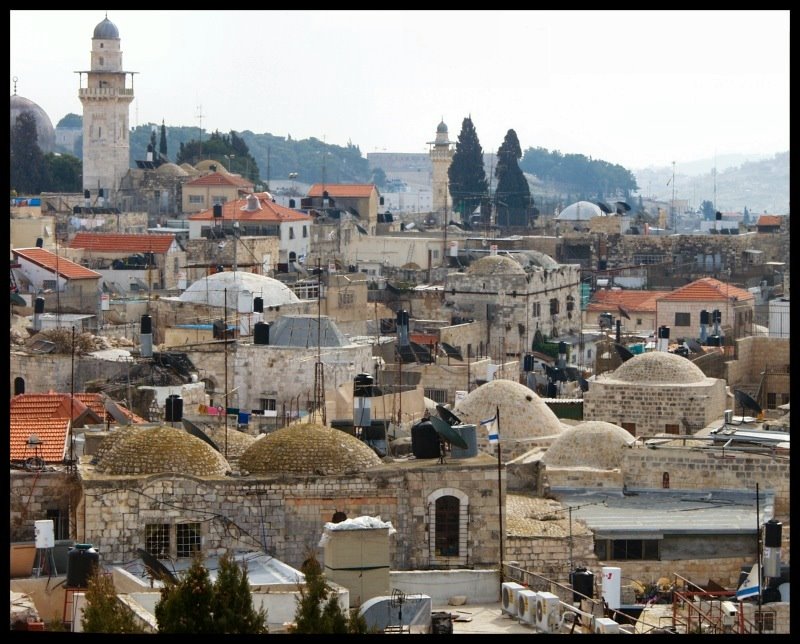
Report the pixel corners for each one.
[480,414,499,445]
[736,563,760,600]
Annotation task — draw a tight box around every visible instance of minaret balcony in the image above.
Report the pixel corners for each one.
[79,87,134,98]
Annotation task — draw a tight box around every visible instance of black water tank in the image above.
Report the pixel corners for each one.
[253,321,270,345]
[523,354,534,372]
[66,544,99,588]
[706,335,722,347]
[165,394,183,422]
[213,319,226,339]
[288,198,296,208]
[213,204,223,218]
[558,341,567,355]
[431,611,453,634]
[571,567,594,602]
[764,519,783,548]
[35,237,43,248]
[700,310,710,325]
[712,309,722,323]
[140,314,152,335]
[34,297,45,314]
[411,421,440,459]
[353,373,374,398]
[253,297,264,313]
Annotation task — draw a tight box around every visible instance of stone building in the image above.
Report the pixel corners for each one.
[582,350,727,436]
[443,253,582,360]
[427,119,454,219]
[305,183,381,235]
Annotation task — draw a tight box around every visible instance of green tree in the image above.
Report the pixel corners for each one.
[370,166,387,190]
[10,111,49,194]
[494,128,532,227]
[150,128,157,155]
[210,553,269,634]
[290,554,369,634]
[56,113,82,129]
[159,119,168,159]
[44,152,82,192]
[700,200,715,221]
[155,554,215,633]
[81,566,145,633]
[448,116,488,221]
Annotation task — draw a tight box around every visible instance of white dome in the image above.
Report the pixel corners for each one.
[556,201,603,221]
[180,271,300,309]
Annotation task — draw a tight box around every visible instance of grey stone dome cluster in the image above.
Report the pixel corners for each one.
[610,351,706,384]
[543,421,634,469]
[452,379,565,440]
[93,16,120,39]
[239,423,383,476]
[465,254,526,277]
[94,426,230,476]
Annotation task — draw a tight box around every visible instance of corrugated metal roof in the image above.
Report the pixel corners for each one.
[550,488,773,537]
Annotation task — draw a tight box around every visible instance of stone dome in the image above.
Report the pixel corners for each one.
[10,95,55,152]
[543,421,635,469]
[437,120,448,133]
[195,159,228,174]
[93,426,146,464]
[610,351,706,384]
[93,16,120,39]
[94,426,230,476]
[179,271,300,309]
[466,254,526,276]
[452,379,565,440]
[201,426,256,461]
[239,423,383,476]
[180,163,201,176]
[556,201,603,221]
[156,162,188,177]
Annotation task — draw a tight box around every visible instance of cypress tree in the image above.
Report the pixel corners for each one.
[447,116,488,221]
[159,119,168,159]
[495,128,532,227]
[81,566,144,633]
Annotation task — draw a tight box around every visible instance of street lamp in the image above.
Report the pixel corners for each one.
[224,154,235,173]
[289,172,298,195]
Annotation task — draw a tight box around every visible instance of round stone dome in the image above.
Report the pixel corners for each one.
[179,271,300,309]
[10,95,55,152]
[180,163,201,176]
[543,421,634,469]
[611,351,706,384]
[466,254,526,276]
[453,379,565,440]
[201,426,256,461]
[94,426,230,476]
[556,201,603,221]
[156,162,188,177]
[437,120,448,133]
[239,423,383,476]
[93,426,146,464]
[93,16,120,39]
[195,159,228,174]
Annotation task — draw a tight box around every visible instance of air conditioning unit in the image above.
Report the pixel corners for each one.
[534,591,560,633]
[594,617,620,634]
[516,589,539,625]
[501,582,525,617]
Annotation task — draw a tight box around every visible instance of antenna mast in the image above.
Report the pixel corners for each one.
[313,259,326,425]
[196,103,204,144]
[671,161,676,231]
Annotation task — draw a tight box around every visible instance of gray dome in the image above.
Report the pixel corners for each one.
[95,426,230,476]
[10,95,55,153]
[437,120,448,133]
[453,379,565,440]
[180,271,300,309]
[556,201,603,221]
[93,17,120,39]
[610,351,706,384]
[156,162,188,177]
[543,421,634,469]
[239,423,383,476]
[466,254,526,276]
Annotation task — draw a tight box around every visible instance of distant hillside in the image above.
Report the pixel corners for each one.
[633,152,789,214]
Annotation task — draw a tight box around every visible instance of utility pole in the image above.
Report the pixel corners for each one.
[671,161,676,232]
[313,259,326,425]
[224,287,228,459]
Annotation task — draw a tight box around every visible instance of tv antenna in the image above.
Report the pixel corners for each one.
[196,102,204,144]
[389,588,409,634]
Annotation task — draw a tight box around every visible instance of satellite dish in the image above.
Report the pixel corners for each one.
[733,389,763,417]
[595,201,613,214]
[435,403,463,426]
[578,377,590,392]
[182,418,221,452]
[614,343,635,363]
[428,415,469,450]
[136,548,178,584]
[685,338,704,354]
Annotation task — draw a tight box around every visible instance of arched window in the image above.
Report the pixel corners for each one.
[14,377,25,395]
[435,496,460,557]
[427,488,469,566]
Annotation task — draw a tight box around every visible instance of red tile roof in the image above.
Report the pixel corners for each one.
[69,232,176,254]
[756,215,782,227]
[13,248,101,280]
[585,289,670,313]
[10,418,69,463]
[74,393,148,424]
[657,277,754,303]
[307,183,377,198]
[188,193,311,223]
[185,171,253,189]
[11,392,146,425]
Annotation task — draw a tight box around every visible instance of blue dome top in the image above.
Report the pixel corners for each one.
[437,120,448,133]
[93,17,120,39]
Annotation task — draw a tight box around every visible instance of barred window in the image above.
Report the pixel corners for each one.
[424,388,448,404]
[189,195,204,204]
[176,523,202,558]
[338,291,355,307]
[145,524,170,558]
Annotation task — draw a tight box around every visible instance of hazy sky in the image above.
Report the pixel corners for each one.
[10,10,790,169]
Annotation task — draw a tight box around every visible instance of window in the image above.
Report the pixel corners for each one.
[664,424,680,434]
[432,249,439,260]
[98,56,104,66]
[424,388,448,404]
[549,298,560,315]
[176,523,202,557]
[302,225,308,238]
[259,398,277,412]
[532,302,541,318]
[289,227,295,240]
[43,280,57,290]
[755,611,775,632]
[46,508,68,540]
[145,523,170,558]
[435,496,460,557]
[674,312,691,326]
[595,539,660,561]
[189,195,204,204]
[621,422,636,436]
[636,318,643,325]
[767,393,777,409]
[14,377,25,395]
[338,291,354,308]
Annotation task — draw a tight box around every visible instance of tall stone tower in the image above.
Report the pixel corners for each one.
[77,15,135,205]
[428,119,454,220]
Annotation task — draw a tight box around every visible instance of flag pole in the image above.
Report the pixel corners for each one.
[496,405,504,583]
[756,482,762,634]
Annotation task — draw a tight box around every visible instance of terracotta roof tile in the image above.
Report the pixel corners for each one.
[657,277,754,303]
[11,393,146,425]
[184,171,253,189]
[585,290,671,313]
[13,248,101,280]
[10,418,69,462]
[188,193,311,223]
[756,215,782,227]
[74,393,148,424]
[307,183,377,198]
[69,232,176,254]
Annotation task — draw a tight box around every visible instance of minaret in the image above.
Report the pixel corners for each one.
[428,118,454,221]
[76,14,136,206]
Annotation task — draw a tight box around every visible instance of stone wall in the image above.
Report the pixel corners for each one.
[10,470,76,542]
[10,351,133,397]
[76,459,503,572]
[506,534,597,586]
[726,335,790,384]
